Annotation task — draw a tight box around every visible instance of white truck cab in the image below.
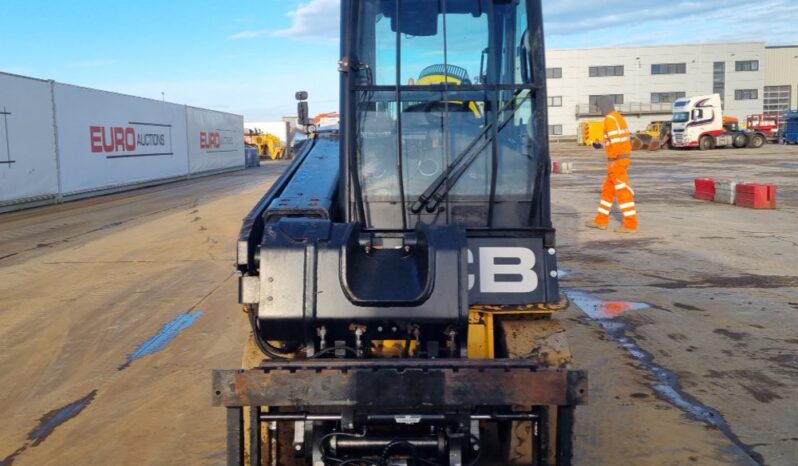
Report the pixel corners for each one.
[671,94,767,150]
[671,94,723,148]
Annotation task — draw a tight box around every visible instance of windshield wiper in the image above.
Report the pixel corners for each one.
[410,89,530,214]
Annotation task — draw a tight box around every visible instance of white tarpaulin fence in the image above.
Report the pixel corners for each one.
[0,72,244,211]
[186,106,245,174]
[0,73,59,206]
[54,83,191,195]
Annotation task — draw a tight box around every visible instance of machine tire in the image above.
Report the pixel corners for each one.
[699,135,714,151]
[750,133,766,149]
[732,134,747,148]
[648,138,662,151]
[495,315,573,466]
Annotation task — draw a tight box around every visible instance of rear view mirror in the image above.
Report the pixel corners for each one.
[296,91,311,128]
[298,102,309,126]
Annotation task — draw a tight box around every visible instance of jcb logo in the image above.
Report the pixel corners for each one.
[468,247,538,293]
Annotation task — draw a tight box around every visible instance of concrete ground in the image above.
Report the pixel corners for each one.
[551,142,798,466]
[0,143,796,466]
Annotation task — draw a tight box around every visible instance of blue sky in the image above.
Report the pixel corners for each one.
[1,0,796,121]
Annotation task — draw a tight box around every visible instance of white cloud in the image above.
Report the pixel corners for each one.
[228,29,271,40]
[272,0,340,39]
[227,0,797,46]
[228,0,340,41]
[544,0,798,46]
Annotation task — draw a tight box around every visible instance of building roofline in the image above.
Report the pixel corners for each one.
[765,45,798,49]
[548,41,766,52]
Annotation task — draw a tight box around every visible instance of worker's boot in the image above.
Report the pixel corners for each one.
[584,220,608,230]
[615,225,638,234]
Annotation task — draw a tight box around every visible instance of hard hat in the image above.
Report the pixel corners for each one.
[597,96,615,115]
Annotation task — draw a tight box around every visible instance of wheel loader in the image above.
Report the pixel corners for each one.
[213,1,587,464]
[631,121,669,151]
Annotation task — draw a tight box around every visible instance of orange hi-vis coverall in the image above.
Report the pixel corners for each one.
[594,111,638,229]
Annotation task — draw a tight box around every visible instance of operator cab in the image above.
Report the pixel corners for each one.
[342,0,550,231]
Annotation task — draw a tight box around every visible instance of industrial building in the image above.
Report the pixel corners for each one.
[546,42,798,138]
[764,45,798,120]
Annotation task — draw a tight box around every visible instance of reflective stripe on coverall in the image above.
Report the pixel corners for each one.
[594,111,638,229]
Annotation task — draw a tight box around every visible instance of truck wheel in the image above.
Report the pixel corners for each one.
[699,135,714,151]
[732,134,747,148]
[496,315,573,465]
[750,134,766,149]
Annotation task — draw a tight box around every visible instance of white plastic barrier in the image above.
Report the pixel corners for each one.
[0,73,59,205]
[186,106,244,174]
[53,83,190,196]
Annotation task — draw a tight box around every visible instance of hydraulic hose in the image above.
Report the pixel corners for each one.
[247,307,292,360]
[247,307,358,360]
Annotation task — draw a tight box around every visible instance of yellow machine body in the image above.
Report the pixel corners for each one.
[245,132,285,160]
[578,120,604,146]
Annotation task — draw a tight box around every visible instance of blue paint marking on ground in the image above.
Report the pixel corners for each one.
[28,390,98,446]
[565,288,762,465]
[120,311,203,369]
[1,390,99,465]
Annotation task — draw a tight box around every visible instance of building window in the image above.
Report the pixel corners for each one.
[589,94,624,112]
[589,65,624,77]
[548,125,563,136]
[651,63,686,75]
[546,67,562,79]
[713,62,725,101]
[735,60,759,72]
[548,96,562,107]
[764,85,792,120]
[651,92,686,103]
[735,89,759,100]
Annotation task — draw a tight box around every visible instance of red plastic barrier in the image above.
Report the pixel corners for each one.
[735,183,777,209]
[694,178,716,201]
[552,161,562,173]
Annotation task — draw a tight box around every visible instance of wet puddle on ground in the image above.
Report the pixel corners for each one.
[565,289,647,319]
[1,311,205,464]
[565,288,762,465]
[27,390,97,446]
[119,311,203,370]
[0,390,98,466]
